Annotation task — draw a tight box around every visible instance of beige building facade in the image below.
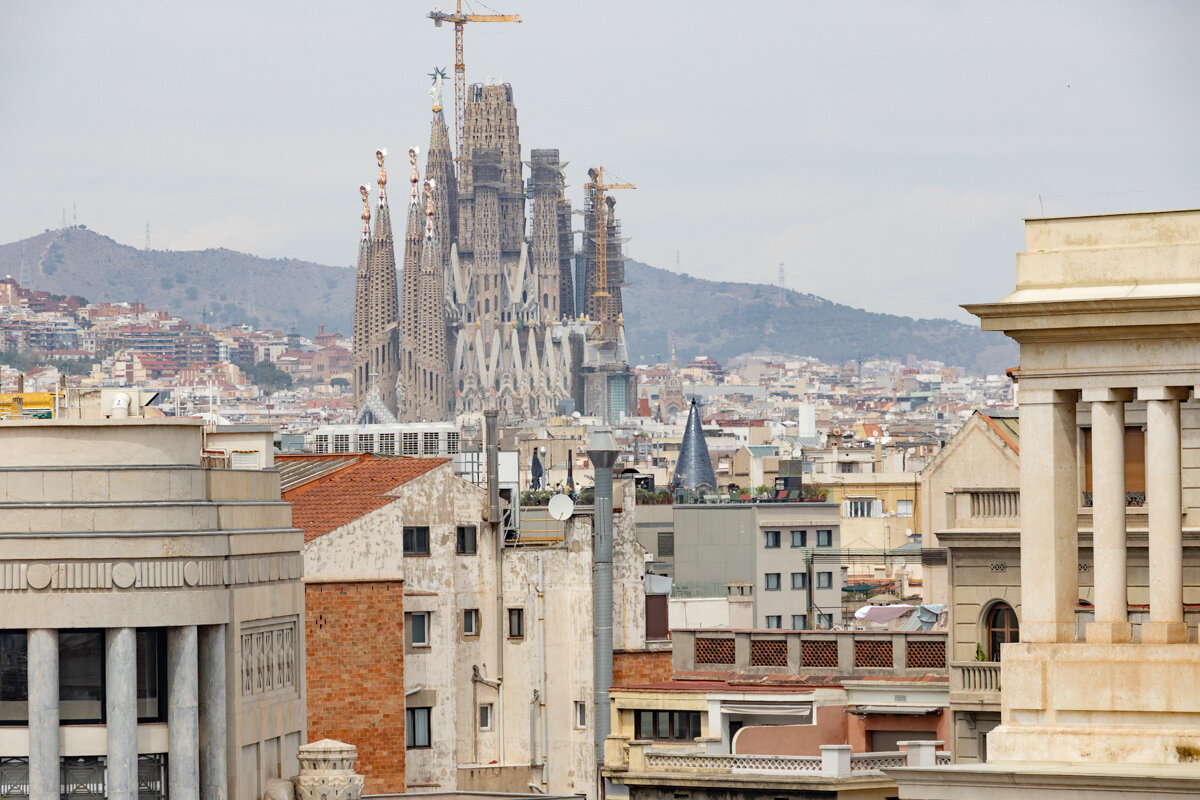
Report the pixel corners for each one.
[0,419,305,800]
[896,210,1200,798]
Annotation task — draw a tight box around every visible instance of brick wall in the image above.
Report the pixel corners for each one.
[613,648,673,686]
[306,581,405,793]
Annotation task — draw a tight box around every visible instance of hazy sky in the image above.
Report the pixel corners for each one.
[3,1,1198,321]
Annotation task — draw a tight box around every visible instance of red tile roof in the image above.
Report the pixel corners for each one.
[280,454,448,542]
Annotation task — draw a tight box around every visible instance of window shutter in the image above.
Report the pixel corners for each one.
[842,500,850,517]
[231,451,258,469]
[872,499,883,517]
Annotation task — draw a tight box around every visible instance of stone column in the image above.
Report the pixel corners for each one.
[199,625,228,800]
[169,625,200,800]
[1140,387,1189,644]
[106,627,139,800]
[27,628,59,800]
[1018,388,1079,643]
[1085,390,1133,643]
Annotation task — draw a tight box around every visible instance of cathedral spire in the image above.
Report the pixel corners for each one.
[352,184,373,412]
[424,179,436,243]
[376,148,389,208]
[409,146,421,206]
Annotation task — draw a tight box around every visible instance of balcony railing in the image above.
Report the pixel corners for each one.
[675,628,948,677]
[950,488,1019,528]
[950,661,1001,707]
[622,741,949,778]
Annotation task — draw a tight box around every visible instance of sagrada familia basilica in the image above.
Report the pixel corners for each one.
[351,72,637,424]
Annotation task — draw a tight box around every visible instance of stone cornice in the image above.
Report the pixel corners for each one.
[0,552,302,593]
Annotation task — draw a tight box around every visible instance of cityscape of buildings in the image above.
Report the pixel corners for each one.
[2,6,1197,800]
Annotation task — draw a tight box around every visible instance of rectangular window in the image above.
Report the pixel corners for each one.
[403,432,419,455]
[791,572,807,590]
[791,614,808,630]
[423,432,440,455]
[409,612,430,647]
[575,701,587,728]
[765,615,782,629]
[406,706,431,747]
[897,499,913,517]
[456,525,477,555]
[333,434,350,454]
[379,433,396,455]
[508,608,525,638]
[764,573,781,591]
[763,530,781,548]
[819,613,834,629]
[790,530,807,547]
[463,609,479,637]
[136,628,167,722]
[314,434,329,454]
[403,526,430,556]
[0,630,28,725]
[817,529,833,547]
[635,709,703,741]
[60,629,105,724]
[847,499,879,518]
[817,571,833,589]
[839,461,855,474]
[447,431,460,454]
[479,703,493,730]
[357,433,375,453]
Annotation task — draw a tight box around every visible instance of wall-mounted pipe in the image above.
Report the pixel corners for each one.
[587,429,618,767]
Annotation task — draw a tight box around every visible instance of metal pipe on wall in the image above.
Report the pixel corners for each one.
[537,553,549,790]
[485,409,505,764]
[587,429,618,767]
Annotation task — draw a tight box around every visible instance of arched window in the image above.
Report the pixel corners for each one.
[485,298,490,314]
[986,602,1019,661]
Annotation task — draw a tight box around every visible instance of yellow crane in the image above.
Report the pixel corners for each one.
[585,166,635,322]
[428,1,521,169]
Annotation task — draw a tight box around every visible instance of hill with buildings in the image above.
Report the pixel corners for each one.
[0,227,1014,373]
[622,260,1016,374]
[0,227,356,336]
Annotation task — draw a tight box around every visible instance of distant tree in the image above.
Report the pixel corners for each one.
[330,377,350,388]
[0,350,91,376]
[239,360,292,390]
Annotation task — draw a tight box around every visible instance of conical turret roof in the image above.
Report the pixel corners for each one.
[672,399,717,492]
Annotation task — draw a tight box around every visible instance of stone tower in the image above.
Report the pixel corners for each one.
[352,151,400,420]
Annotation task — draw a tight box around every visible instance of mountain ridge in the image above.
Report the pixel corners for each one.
[0,227,1015,374]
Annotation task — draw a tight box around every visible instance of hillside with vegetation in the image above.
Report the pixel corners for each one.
[622,261,1016,375]
[0,227,356,336]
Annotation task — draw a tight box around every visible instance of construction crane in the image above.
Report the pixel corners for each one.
[584,166,635,323]
[428,1,521,169]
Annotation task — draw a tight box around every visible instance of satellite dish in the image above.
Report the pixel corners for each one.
[548,493,575,521]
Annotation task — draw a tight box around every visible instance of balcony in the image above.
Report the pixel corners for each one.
[949,661,1001,710]
[949,488,1019,529]
[672,629,948,678]
[604,740,950,792]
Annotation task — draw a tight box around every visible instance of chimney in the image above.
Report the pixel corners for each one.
[587,428,618,766]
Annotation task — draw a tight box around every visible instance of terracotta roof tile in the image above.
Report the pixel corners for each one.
[280,454,448,542]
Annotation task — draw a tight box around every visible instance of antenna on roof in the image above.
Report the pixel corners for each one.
[145,221,151,251]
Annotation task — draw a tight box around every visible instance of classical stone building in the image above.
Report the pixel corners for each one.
[0,419,304,800]
[895,210,1200,797]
